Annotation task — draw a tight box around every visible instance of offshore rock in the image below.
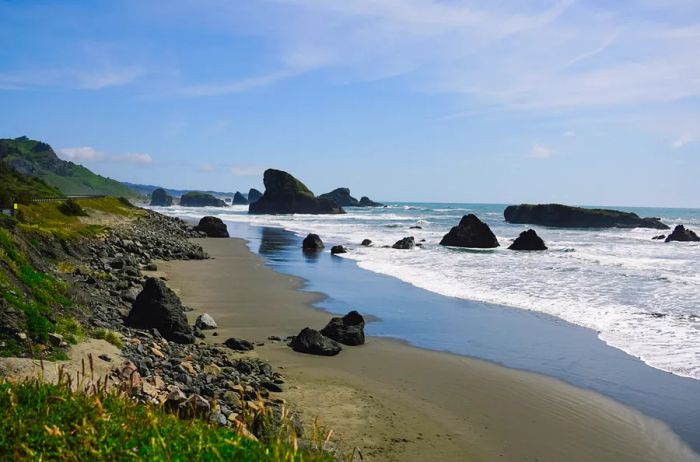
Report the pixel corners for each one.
[194,216,229,238]
[665,225,700,243]
[440,214,499,248]
[508,229,547,251]
[504,204,669,230]
[249,169,344,215]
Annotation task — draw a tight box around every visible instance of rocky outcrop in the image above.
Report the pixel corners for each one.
[330,245,347,255]
[665,225,700,243]
[320,311,365,346]
[195,313,217,330]
[504,204,669,230]
[392,237,415,249]
[319,188,360,207]
[361,239,372,246]
[289,328,341,356]
[126,278,194,344]
[194,216,229,238]
[180,192,227,207]
[508,229,547,251]
[248,188,263,204]
[224,337,255,351]
[150,188,173,207]
[652,234,666,240]
[359,196,383,207]
[302,233,324,250]
[249,169,345,215]
[232,192,248,205]
[440,214,499,248]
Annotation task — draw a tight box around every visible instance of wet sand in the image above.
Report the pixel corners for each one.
[160,238,699,462]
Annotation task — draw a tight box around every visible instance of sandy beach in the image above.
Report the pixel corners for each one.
[159,238,699,462]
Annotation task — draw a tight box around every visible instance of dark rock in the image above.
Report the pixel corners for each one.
[248,188,263,204]
[440,214,499,248]
[289,328,342,356]
[392,237,415,249]
[508,229,547,251]
[504,204,669,230]
[319,188,360,207]
[665,225,700,243]
[320,310,365,346]
[248,169,345,215]
[232,192,248,205]
[361,239,372,247]
[260,381,283,393]
[180,192,227,207]
[194,216,229,238]
[126,277,194,344]
[224,337,255,351]
[150,188,174,207]
[359,196,383,207]
[409,226,422,229]
[652,235,666,240]
[302,233,324,250]
[98,354,112,362]
[330,245,347,255]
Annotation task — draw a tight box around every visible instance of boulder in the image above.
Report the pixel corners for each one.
[224,337,255,351]
[126,278,194,344]
[232,192,249,205]
[440,214,499,248]
[194,216,229,238]
[248,188,263,204]
[504,204,669,230]
[302,233,324,250]
[248,169,345,215]
[180,192,227,207]
[330,245,347,255]
[319,188,360,207]
[392,237,415,249]
[195,313,217,330]
[320,311,365,345]
[508,229,547,251]
[289,328,341,356]
[665,225,700,243]
[361,239,372,246]
[149,188,173,207]
[652,234,666,240]
[359,196,383,207]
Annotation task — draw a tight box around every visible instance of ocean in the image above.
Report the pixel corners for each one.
[154,202,700,381]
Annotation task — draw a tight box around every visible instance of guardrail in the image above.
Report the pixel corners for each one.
[30,195,107,203]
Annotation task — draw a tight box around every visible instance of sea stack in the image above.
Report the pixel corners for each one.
[150,188,173,206]
[665,225,700,243]
[440,214,499,248]
[180,192,227,207]
[248,188,263,203]
[249,169,345,215]
[504,204,669,230]
[508,229,547,250]
[232,191,248,205]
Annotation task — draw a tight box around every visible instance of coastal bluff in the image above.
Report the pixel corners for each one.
[249,169,344,215]
[504,204,669,229]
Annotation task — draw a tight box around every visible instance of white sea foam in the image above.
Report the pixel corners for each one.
[155,203,700,380]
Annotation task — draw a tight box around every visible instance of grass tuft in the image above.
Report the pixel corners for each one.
[91,328,123,349]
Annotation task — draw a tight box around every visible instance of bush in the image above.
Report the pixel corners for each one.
[92,328,123,348]
[58,199,87,217]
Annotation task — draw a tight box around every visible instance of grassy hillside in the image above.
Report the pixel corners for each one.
[0,378,330,461]
[0,137,137,197]
[0,162,63,207]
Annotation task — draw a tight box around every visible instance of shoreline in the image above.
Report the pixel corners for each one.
[160,237,699,462]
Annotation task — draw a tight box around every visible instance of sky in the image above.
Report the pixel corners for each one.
[0,0,699,207]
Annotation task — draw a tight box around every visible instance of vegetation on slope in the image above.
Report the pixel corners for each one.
[0,162,63,208]
[0,377,332,462]
[0,136,137,197]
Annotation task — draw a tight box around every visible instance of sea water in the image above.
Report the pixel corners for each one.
[154,203,700,381]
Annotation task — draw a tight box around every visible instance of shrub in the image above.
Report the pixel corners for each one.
[58,199,87,217]
[92,328,123,349]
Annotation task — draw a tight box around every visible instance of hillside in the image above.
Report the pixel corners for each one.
[0,162,63,207]
[0,137,137,197]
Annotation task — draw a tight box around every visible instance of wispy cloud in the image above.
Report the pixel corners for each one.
[59,147,152,165]
[671,135,696,149]
[181,69,302,97]
[530,144,554,159]
[195,163,265,176]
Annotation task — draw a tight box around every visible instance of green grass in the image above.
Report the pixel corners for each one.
[0,379,332,461]
[92,328,123,349]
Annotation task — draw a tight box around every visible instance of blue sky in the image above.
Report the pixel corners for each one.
[1,0,698,207]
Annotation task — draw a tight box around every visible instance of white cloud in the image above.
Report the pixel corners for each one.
[671,135,696,149]
[181,69,303,97]
[530,144,554,159]
[230,165,265,177]
[58,147,152,165]
[59,146,108,162]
